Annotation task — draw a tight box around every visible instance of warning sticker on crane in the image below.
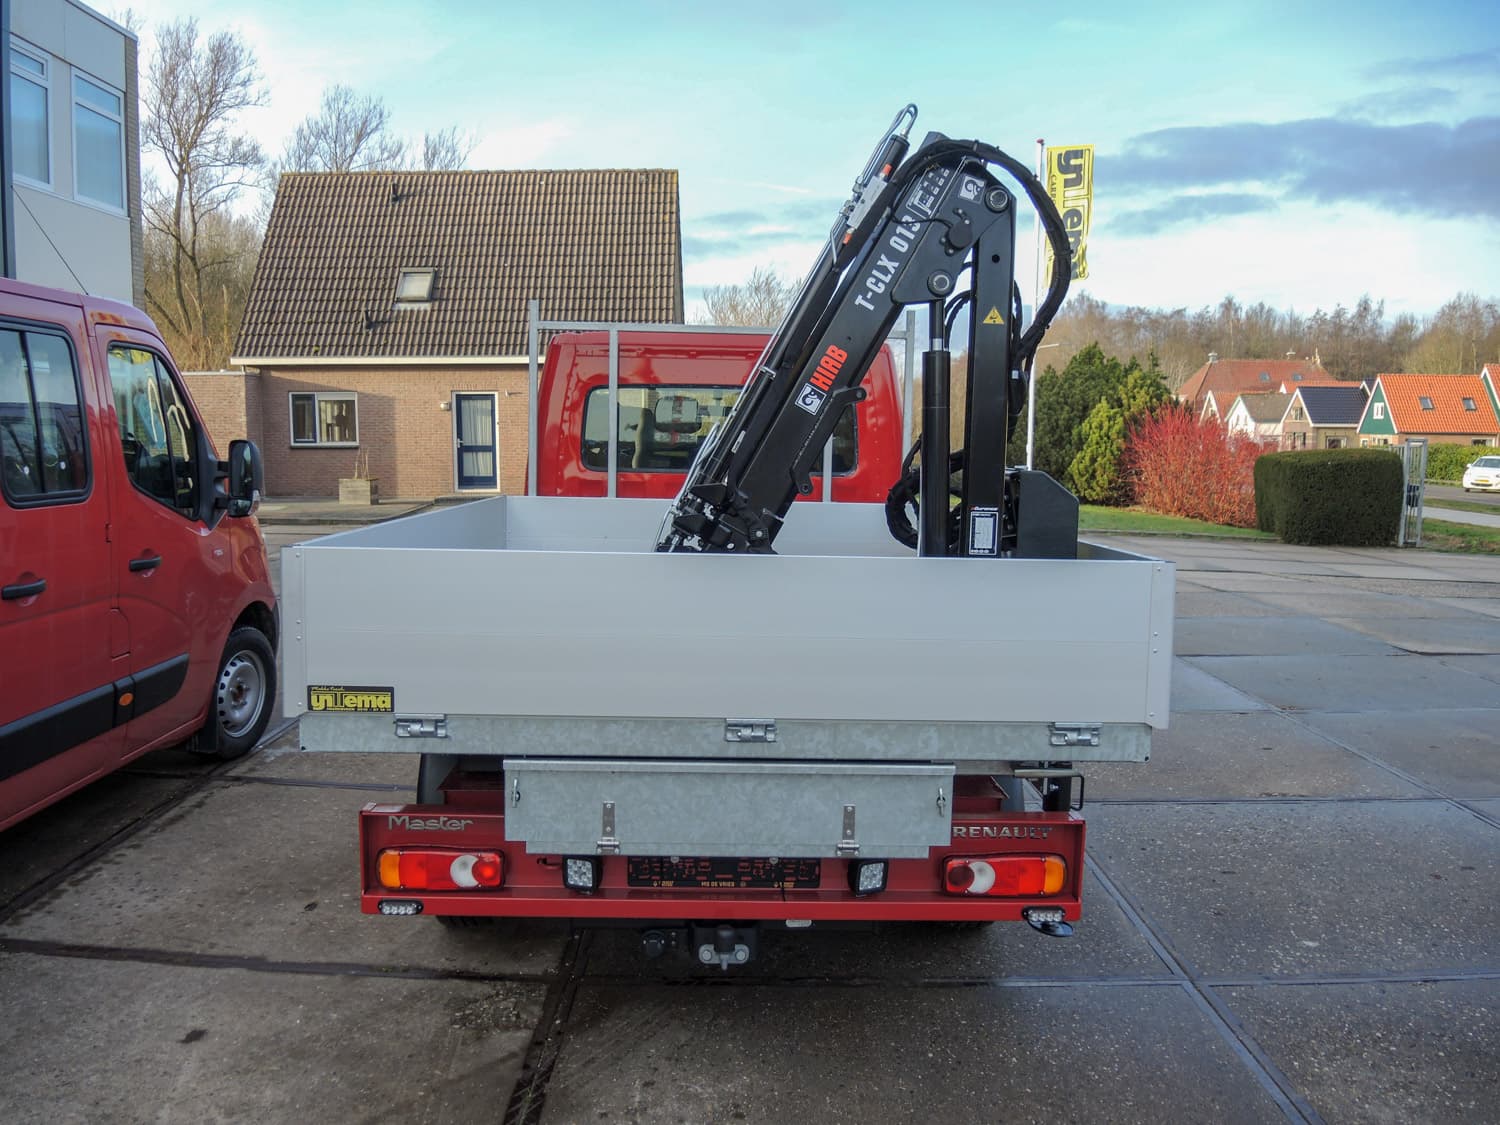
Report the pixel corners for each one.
[983,307,1005,325]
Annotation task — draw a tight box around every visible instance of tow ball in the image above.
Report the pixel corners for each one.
[639,924,760,967]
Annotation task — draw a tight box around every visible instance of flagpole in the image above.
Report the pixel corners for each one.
[1025,138,1045,470]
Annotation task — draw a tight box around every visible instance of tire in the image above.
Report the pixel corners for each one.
[201,625,276,760]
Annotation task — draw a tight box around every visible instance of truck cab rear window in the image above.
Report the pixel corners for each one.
[1,327,88,504]
[582,385,856,474]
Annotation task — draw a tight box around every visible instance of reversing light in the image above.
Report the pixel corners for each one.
[942,854,1066,897]
[847,859,888,896]
[377,848,504,891]
[564,856,602,893]
[378,899,422,916]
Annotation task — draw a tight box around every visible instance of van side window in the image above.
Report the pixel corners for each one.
[0,326,89,504]
[107,345,199,517]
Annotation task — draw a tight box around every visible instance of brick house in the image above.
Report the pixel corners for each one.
[1179,354,1329,419]
[210,168,682,498]
[1278,384,1369,450]
[1357,373,1500,447]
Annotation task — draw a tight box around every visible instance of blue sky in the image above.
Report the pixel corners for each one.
[128,0,1498,320]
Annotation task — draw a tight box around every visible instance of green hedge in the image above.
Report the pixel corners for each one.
[1425,442,1491,483]
[1254,449,1403,546]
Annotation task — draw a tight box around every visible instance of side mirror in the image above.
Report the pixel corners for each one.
[225,439,263,518]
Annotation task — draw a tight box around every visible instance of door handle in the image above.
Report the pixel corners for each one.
[129,555,163,573]
[2,578,46,600]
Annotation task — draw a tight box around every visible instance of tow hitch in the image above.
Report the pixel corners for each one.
[641,924,759,968]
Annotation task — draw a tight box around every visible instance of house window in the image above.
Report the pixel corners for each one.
[1292,406,1304,421]
[1373,403,1385,420]
[1463,397,1477,411]
[395,268,436,305]
[1418,396,1434,411]
[9,40,50,186]
[1258,372,1270,382]
[73,72,125,210]
[1,326,89,503]
[289,392,358,446]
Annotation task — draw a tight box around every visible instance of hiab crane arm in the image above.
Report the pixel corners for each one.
[658,105,1077,557]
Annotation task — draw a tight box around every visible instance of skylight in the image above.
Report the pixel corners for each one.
[395,268,436,304]
[1463,397,1477,411]
[1258,372,1270,382]
[1419,396,1434,410]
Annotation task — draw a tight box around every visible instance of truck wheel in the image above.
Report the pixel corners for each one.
[203,626,276,760]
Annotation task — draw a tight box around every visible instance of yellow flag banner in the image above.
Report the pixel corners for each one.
[1045,145,1093,282]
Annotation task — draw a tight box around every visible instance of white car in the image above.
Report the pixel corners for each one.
[1462,455,1500,491]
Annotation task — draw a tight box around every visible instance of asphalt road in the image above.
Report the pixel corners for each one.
[1427,483,1500,508]
[2,532,1497,1124]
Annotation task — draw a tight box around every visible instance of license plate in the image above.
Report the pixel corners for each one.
[626,857,821,889]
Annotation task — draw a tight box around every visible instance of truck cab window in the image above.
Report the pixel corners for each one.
[582,385,857,474]
[0,327,88,504]
[108,345,199,517]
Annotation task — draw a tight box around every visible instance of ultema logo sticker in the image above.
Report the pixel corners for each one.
[308,685,395,713]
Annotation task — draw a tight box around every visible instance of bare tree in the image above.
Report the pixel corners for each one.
[698,266,797,327]
[417,127,476,171]
[278,85,408,173]
[141,18,265,367]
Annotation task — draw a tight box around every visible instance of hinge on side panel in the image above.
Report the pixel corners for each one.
[1049,722,1101,748]
[597,801,620,855]
[836,804,860,856]
[725,719,777,743]
[394,716,448,739]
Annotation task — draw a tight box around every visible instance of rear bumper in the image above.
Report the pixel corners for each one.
[358,801,1086,924]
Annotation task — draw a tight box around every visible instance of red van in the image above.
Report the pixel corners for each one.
[534,329,906,500]
[0,278,275,831]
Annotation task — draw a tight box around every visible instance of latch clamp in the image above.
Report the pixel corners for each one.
[1049,722,1101,748]
[394,716,448,739]
[725,719,777,743]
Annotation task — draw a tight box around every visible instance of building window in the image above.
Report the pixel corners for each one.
[9,40,50,186]
[73,72,125,210]
[1463,397,1477,411]
[394,268,436,306]
[1418,396,1434,411]
[1,326,89,503]
[1258,372,1270,382]
[290,392,358,446]
[1292,406,1304,421]
[1373,402,1385,420]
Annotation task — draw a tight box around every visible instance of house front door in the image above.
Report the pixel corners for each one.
[454,393,498,490]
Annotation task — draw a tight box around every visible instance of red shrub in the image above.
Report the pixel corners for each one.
[1124,407,1263,527]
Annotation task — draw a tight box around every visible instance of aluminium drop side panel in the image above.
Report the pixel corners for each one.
[282,541,307,720]
[289,496,1173,730]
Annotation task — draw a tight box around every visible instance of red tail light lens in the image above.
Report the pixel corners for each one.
[377,849,504,891]
[943,854,1066,896]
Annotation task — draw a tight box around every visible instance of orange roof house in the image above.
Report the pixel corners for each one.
[1179,354,1329,418]
[1357,373,1500,446]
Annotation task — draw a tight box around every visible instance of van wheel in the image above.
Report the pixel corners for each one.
[204,626,276,759]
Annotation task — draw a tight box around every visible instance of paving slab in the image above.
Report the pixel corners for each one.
[1173,589,1286,618]
[1087,801,1500,978]
[582,867,1169,983]
[1297,709,1500,797]
[0,782,566,978]
[1217,980,1500,1124]
[0,953,540,1124]
[1251,589,1476,620]
[1174,616,1398,657]
[1170,659,1271,712]
[1088,711,1424,800]
[1184,653,1500,711]
[539,982,1286,1125]
[0,773,196,909]
[1325,614,1500,654]
[228,746,420,791]
[1436,654,1500,684]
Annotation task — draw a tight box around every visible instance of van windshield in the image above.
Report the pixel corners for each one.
[582,385,856,474]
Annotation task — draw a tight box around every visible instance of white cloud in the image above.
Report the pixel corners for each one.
[467,120,577,169]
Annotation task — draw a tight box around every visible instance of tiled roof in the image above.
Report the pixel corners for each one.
[1374,373,1500,434]
[1178,358,1326,408]
[1295,384,1368,426]
[1232,392,1290,424]
[234,169,683,360]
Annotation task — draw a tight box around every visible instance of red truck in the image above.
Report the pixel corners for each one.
[0,278,276,831]
[533,328,906,502]
[284,108,1174,968]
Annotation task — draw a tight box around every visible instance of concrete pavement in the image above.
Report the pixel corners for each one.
[2,527,1496,1124]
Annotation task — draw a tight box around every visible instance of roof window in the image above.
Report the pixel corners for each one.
[1463,397,1477,411]
[394,268,436,305]
[1258,372,1270,382]
[1419,396,1434,411]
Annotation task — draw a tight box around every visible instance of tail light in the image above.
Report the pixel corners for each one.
[943,854,1066,897]
[377,848,504,891]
